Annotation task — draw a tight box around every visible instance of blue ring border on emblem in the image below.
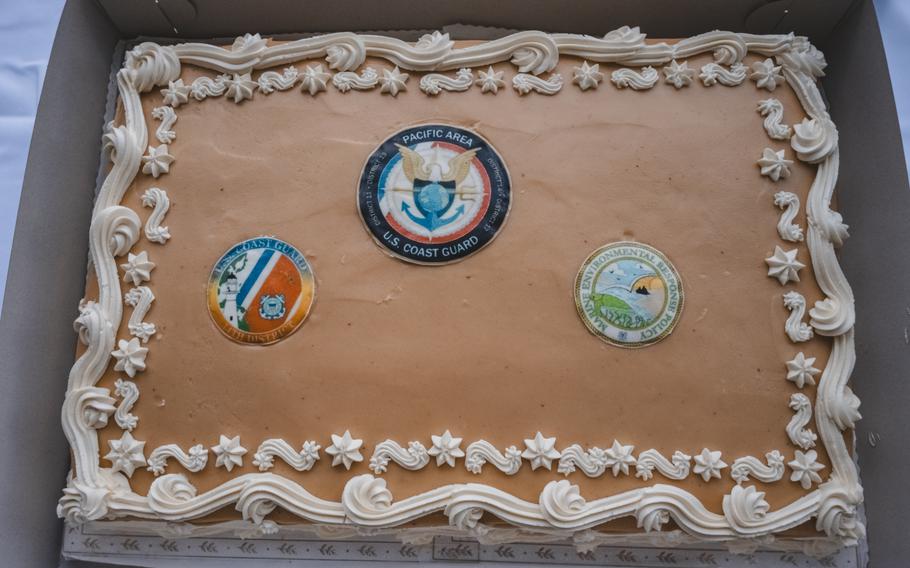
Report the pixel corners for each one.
[357,123,512,265]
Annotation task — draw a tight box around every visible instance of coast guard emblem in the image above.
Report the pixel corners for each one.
[207,237,315,344]
[575,242,684,348]
[358,124,511,264]
[258,294,286,320]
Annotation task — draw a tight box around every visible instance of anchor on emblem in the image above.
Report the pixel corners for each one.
[392,143,480,234]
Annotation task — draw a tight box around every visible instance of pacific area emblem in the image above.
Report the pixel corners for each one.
[207,237,315,345]
[358,124,511,264]
[575,242,683,348]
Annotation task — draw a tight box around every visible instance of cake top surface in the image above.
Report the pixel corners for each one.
[59,29,861,552]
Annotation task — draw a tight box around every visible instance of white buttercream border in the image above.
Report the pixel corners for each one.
[58,28,861,548]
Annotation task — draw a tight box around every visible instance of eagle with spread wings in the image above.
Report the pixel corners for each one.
[394,143,479,189]
[390,143,482,232]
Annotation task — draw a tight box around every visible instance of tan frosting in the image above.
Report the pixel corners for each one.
[89,45,832,533]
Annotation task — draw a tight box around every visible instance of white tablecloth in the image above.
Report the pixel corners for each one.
[0,0,65,309]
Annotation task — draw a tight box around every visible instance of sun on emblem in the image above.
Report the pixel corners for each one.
[358,124,511,264]
[574,241,684,348]
[207,237,315,345]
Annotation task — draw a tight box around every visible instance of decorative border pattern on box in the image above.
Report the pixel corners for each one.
[62,521,862,564]
[57,27,861,552]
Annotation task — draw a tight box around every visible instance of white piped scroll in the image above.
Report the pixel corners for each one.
[332,68,379,92]
[151,106,177,144]
[610,66,658,90]
[419,68,473,95]
[140,187,171,244]
[369,440,430,473]
[252,439,320,472]
[147,444,208,476]
[512,73,563,95]
[773,191,803,242]
[787,393,818,450]
[784,291,815,343]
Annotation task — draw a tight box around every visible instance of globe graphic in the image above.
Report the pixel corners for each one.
[416,183,449,214]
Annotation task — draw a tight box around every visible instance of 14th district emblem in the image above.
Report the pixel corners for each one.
[358,124,511,264]
[575,241,684,348]
[207,237,315,345]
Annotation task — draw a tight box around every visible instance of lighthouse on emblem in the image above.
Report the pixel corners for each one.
[219,274,240,325]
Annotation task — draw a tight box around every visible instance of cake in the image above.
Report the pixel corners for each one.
[58,28,863,554]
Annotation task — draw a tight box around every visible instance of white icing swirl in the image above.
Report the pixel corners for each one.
[124,42,181,93]
[722,485,771,535]
[791,117,838,164]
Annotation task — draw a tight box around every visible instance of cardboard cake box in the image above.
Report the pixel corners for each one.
[1,0,908,566]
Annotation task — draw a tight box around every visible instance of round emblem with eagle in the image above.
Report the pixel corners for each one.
[358,124,511,264]
[207,237,315,345]
[575,241,684,348]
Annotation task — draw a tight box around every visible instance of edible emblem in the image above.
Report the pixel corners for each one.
[575,242,683,348]
[358,124,511,264]
[207,237,315,344]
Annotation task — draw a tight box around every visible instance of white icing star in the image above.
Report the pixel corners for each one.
[476,66,505,94]
[326,430,363,469]
[121,251,155,286]
[212,435,247,472]
[662,60,696,89]
[141,144,175,178]
[224,72,257,103]
[693,448,727,482]
[301,64,331,96]
[758,147,793,181]
[587,446,608,468]
[522,432,561,470]
[768,449,786,467]
[111,337,148,378]
[765,245,805,285]
[788,450,825,489]
[130,321,157,343]
[301,440,322,462]
[379,66,409,96]
[573,61,604,91]
[232,33,267,53]
[786,352,821,388]
[428,430,465,467]
[187,444,209,470]
[124,287,141,306]
[604,440,636,476]
[750,58,784,92]
[160,78,191,108]
[104,431,147,477]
